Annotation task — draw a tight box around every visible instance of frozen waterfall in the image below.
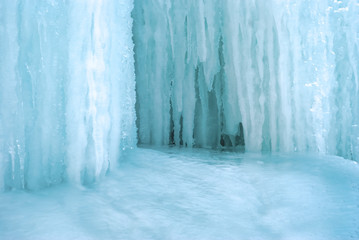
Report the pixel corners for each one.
[133,0,359,160]
[1,1,359,238]
[0,0,137,190]
[1,0,359,190]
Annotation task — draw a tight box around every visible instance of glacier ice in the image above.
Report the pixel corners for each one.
[0,0,137,190]
[133,0,359,160]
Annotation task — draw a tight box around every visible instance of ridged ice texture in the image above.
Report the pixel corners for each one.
[0,0,136,190]
[133,0,359,160]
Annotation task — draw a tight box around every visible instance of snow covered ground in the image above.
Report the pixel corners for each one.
[1,147,358,240]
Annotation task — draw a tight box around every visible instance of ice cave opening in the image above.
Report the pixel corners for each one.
[133,0,359,158]
[0,0,359,239]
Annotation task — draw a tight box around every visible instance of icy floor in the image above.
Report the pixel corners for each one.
[0,147,359,240]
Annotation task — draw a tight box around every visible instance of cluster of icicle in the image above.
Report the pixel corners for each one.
[0,0,136,190]
[133,0,359,160]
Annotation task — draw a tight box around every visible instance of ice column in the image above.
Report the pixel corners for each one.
[0,0,136,190]
[67,0,137,185]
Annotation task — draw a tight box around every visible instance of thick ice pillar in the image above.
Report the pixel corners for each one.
[66,0,137,184]
[0,0,136,190]
[0,1,23,190]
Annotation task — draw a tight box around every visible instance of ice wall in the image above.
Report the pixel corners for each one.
[0,0,136,190]
[133,0,359,160]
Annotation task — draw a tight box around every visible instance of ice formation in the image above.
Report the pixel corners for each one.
[0,0,136,190]
[1,0,359,190]
[133,0,359,160]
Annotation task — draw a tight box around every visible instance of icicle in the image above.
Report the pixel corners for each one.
[133,0,359,160]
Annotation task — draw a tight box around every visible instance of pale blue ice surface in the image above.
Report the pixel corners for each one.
[0,147,358,240]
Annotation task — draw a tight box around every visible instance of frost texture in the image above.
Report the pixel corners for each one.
[133,0,359,160]
[0,0,137,190]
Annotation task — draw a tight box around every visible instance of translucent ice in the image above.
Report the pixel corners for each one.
[133,0,359,161]
[1,0,359,191]
[0,0,136,190]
